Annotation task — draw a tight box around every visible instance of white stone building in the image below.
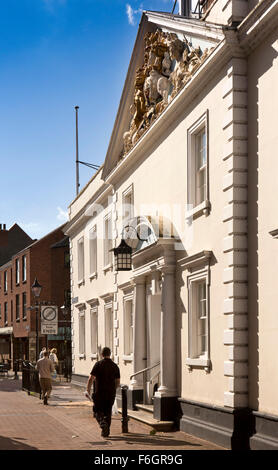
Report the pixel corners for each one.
[64,0,278,449]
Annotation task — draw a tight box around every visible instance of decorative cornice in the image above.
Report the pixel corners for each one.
[64,184,112,236]
[145,11,224,43]
[269,229,278,239]
[99,292,114,301]
[237,0,278,53]
[75,302,86,310]
[178,250,213,269]
[118,281,134,291]
[86,298,99,307]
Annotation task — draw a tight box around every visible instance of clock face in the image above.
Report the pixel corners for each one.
[42,307,56,321]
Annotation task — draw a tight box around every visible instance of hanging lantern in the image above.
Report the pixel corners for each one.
[111,239,132,271]
[31,277,42,298]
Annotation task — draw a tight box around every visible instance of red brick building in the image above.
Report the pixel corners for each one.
[0,224,70,365]
[0,223,34,362]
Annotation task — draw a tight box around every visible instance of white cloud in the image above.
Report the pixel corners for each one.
[126,3,143,26]
[57,206,69,222]
[126,4,135,25]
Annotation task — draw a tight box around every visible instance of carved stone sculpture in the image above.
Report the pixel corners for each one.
[121,29,215,157]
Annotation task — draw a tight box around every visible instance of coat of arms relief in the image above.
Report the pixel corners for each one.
[122,29,214,157]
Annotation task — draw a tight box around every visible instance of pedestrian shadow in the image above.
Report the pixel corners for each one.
[0,435,38,450]
[87,441,113,446]
[102,433,201,447]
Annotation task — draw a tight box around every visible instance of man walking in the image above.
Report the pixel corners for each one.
[86,347,120,438]
[36,350,55,405]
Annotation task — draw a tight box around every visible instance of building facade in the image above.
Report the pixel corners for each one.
[0,223,34,362]
[0,225,71,364]
[64,0,278,449]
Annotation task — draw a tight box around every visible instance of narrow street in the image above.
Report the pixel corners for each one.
[0,375,225,451]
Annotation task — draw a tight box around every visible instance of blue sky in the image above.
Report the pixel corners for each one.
[0,0,175,240]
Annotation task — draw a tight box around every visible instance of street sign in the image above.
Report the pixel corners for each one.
[41,323,58,335]
[41,306,58,335]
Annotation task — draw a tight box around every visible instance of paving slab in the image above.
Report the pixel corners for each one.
[0,376,227,451]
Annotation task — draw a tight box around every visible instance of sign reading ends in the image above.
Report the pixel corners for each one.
[41,306,58,335]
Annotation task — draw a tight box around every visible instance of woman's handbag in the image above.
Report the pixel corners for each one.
[112,398,118,415]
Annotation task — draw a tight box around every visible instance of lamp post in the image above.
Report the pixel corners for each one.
[60,304,72,380]
[31,278,42,361]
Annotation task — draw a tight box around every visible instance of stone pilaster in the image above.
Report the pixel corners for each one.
[130,277,146,390]
[222,57,248,408]
[111,190,119,364]
[155,266,177,398]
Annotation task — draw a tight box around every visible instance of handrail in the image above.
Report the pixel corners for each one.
[130,361,160,380]
[150,368,160,384]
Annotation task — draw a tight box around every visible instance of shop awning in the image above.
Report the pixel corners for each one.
[0,327,13,335]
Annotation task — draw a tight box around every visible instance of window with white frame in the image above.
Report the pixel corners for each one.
[79,310,86,357]
[187,267,210,369]
[122,184,134,226]
[22,255,27,282]
[78,237,85,283]
[89,225,97,276]
[123,296,133,358]
[103,213,112,268]
[4,302,8,325]
[4,271,8,293]
[187,111,209,216]
[16,294,20,321]
[104,305,113,353]
[22,292,27,319]
[90,308,98,357]
[15,259,20,284]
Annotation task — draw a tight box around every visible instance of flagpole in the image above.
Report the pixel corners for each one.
[75,105,80,196]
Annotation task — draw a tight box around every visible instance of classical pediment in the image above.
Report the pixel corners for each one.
[102,12,224,180]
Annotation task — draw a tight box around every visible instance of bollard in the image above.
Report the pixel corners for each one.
[121,385,129,433]
[14,361,18,380]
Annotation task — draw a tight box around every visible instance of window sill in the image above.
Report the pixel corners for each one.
[22,280,27,284]
[123,354,133,362]
[78,279,85,287]
[23,317,27,321]
[186,200,210,222]
[89,272,97,281]
[90,353,98,360]
[16,319,20,323]
[103,263,113,273]
[78,354,86,359]
[186,357,211,372]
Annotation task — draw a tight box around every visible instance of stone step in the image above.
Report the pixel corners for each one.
[135,403,154,413]
[118,407,175,432]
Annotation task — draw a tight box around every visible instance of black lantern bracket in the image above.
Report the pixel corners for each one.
[110,225,149,272]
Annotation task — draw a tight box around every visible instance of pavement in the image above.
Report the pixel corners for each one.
[0,372,227,451]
